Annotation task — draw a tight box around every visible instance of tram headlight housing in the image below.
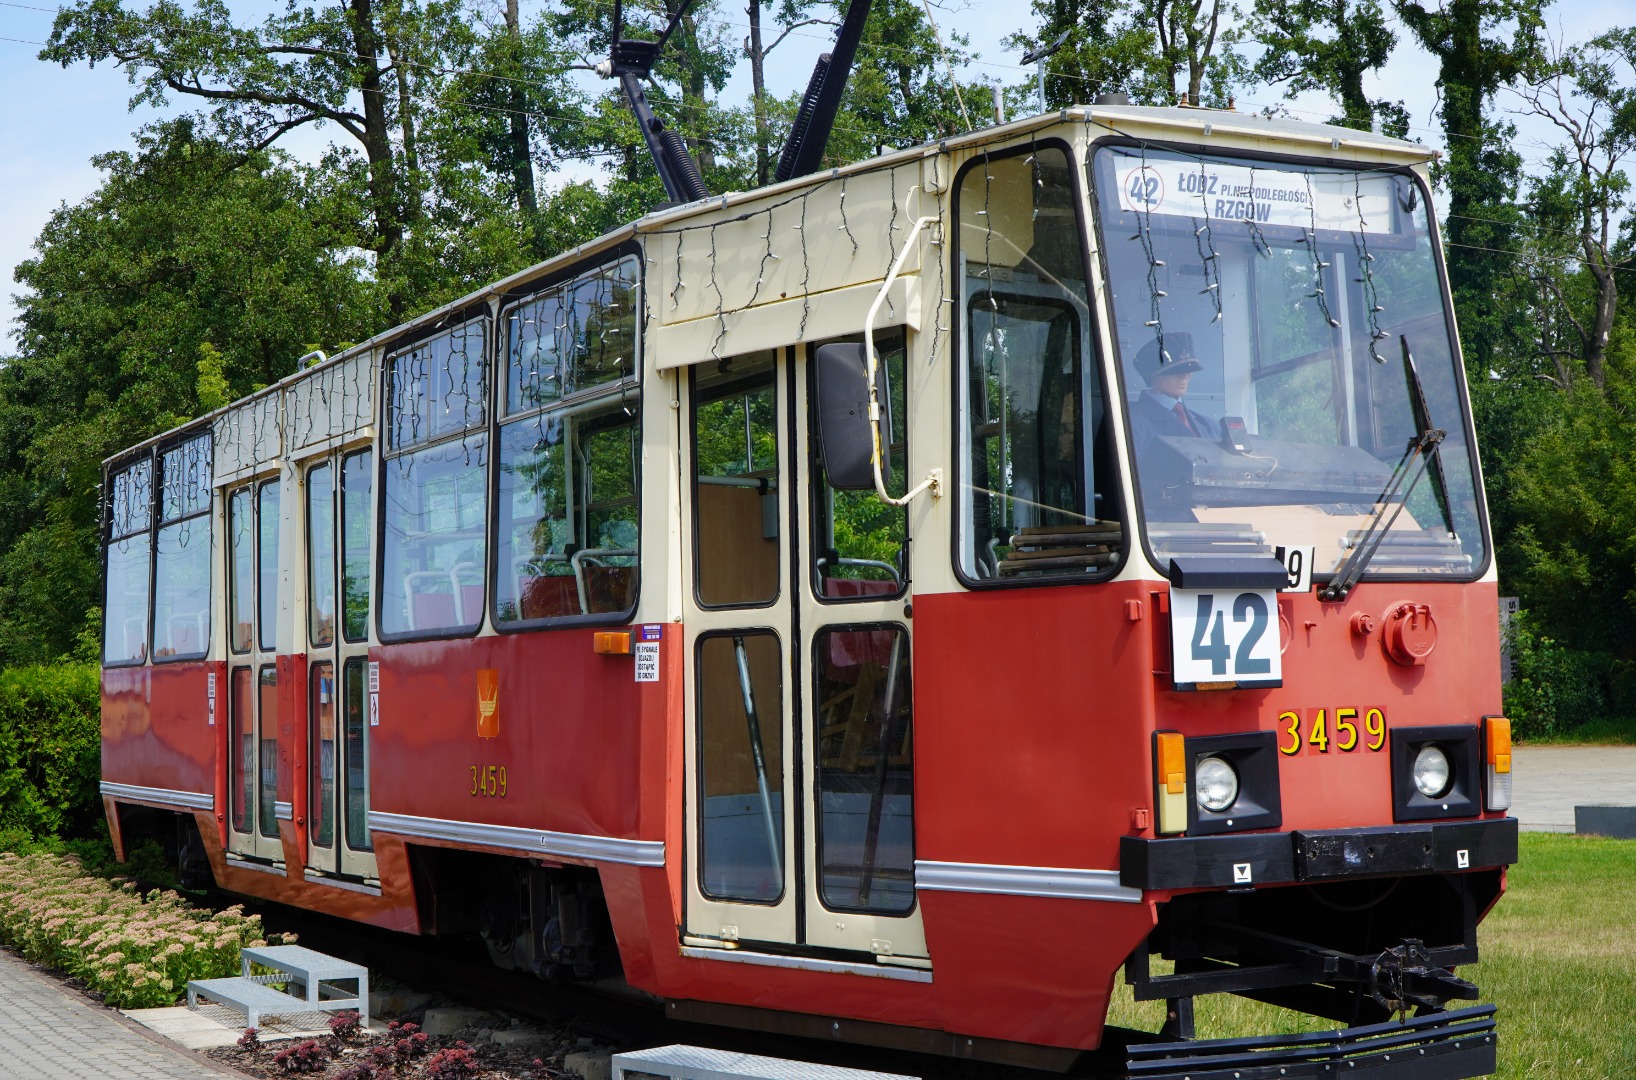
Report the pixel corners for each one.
[1391,725,1480,822]
[1412,745,1453,798]
[1186,732,1282,836]
[1195,755,1239,812]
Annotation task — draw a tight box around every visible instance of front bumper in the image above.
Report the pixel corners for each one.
[1120,817,1517,892]
[1125,1004,1497,1079]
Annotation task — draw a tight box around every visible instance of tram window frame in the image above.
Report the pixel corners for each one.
[102,455,154,668]
[227,486,255,654]
[491,252,642,632]
[378,313,492,643]
[950,138,1125,589]
[151,432,213,663]
[340,449,373,643]
[691,352,781,611]
[256,479,280,653]
[808,330,909,603]
[307,461,337,649]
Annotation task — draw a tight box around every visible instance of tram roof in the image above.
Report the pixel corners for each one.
[103,104,1434,469]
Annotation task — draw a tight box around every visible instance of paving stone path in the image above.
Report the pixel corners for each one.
[0,947,239,1079]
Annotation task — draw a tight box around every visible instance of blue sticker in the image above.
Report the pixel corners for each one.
[641,624,662,641]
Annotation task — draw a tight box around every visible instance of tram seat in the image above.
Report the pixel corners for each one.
[519,574,579,619]
[407,591,457,631]
[821,577,897,600]
[582,564,636,613]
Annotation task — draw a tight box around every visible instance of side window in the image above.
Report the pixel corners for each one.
[152,433,212,660]
[494,257,640,627]
[381,317,489,638]
[341,450,372,642]
[228,487,254,653]
[103,458,153,665]
[810,330,908,600]
[957,143,1122,582]
[693,352,779,608]
[308,463,336,647]
[257,480,281,652]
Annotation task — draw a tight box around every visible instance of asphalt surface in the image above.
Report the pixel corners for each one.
[1511,745,1636,832]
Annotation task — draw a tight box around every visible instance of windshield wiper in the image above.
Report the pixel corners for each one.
[1320,336,1453,601]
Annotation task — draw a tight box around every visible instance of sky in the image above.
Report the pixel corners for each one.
[0,0,1623,349]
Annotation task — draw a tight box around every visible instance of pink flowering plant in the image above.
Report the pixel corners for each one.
[0,850,292,1007]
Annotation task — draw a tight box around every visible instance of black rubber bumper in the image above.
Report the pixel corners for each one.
[1126,1004,1497,1079]
[1120,817,1517,892]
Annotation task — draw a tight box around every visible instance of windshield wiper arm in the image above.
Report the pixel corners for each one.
[1320,336,1449,601]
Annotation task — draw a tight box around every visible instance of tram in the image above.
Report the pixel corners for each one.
[98,95,1515,1076]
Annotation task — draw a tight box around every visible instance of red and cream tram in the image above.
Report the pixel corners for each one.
[100,103,1514,1076]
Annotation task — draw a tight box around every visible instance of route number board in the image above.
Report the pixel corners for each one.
[1170,588,1282,690]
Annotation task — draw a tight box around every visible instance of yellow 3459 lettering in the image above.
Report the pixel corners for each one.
[469,764,508,797]
[1278,707,1385,756]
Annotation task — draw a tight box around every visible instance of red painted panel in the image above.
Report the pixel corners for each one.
[102,661,219,797]
[370,625,667,840]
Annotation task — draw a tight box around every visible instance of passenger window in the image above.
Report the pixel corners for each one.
[694,352,779,608]
[308,463,336,647]
[152,434,212,660]
[814,625,913,914]
[956,143,1121,582]
[810,331,907,600]
[696,631,784,903]
[228,488,254,653]
[103,459,153,665]
[381,317,489,638]
[341,451,372,642]
[257,480,280,651]
[494,258,640,626]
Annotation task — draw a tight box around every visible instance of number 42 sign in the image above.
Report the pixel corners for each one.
[1170,589,1283,690]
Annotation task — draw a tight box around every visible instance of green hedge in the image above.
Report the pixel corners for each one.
[0,663,101,841]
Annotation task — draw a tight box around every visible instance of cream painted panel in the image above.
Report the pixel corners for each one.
[650,163,925,326]
[650,277,920,371]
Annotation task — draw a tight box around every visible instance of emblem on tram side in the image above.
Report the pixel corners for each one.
[477,668,500,739]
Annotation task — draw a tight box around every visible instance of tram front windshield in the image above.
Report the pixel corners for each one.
[1092,146,1487,582]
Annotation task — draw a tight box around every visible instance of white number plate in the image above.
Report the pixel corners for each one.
[1170,588,1283,690]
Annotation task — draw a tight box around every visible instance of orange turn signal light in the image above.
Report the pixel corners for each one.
[594,632,632,655]
[1485,716,1512,774]
[1157,731,1187,795]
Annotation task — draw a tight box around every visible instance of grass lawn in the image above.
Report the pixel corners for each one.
[1106,833,1636,1078]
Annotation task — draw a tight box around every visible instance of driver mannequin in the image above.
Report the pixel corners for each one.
[1128,332,1219,454]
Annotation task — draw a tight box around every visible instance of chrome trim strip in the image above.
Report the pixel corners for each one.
[679,947,932,983]
[915,860,1144,903]
[274,801,294,821]
[367,811,665,867]
[225,854,287,878]
[100,781,214,812]
[303,870,383,896]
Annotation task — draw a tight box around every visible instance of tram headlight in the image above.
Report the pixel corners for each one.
[1195,755,1239,812]
[1412,745,1453,799]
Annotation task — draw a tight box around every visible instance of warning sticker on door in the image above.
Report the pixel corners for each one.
[634,642,660,682]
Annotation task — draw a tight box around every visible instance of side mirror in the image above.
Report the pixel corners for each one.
[813,343,891,491]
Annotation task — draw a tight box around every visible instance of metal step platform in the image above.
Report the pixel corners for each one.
[186,944,368,1030]
[612,1044,919,1080]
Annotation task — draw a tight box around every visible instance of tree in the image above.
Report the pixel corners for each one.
[41,0,493,316]
[1246,0,1407,136]
[1010,0,1241,110]
[1395,0,1546,377]
[1512,29,1636,390]
[1,122,378,663]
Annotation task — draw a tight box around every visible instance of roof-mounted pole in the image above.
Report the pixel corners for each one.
[597,0,710,205]
[774,0,873,183]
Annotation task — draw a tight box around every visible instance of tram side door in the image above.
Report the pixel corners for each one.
[301,450,378,882]
[225,479,284,863]
[681,341,927,962]
[682,349,798,946]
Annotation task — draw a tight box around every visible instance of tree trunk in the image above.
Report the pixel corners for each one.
[747,0,769,186]
[505,0,540,222]
[348,0,405,302]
